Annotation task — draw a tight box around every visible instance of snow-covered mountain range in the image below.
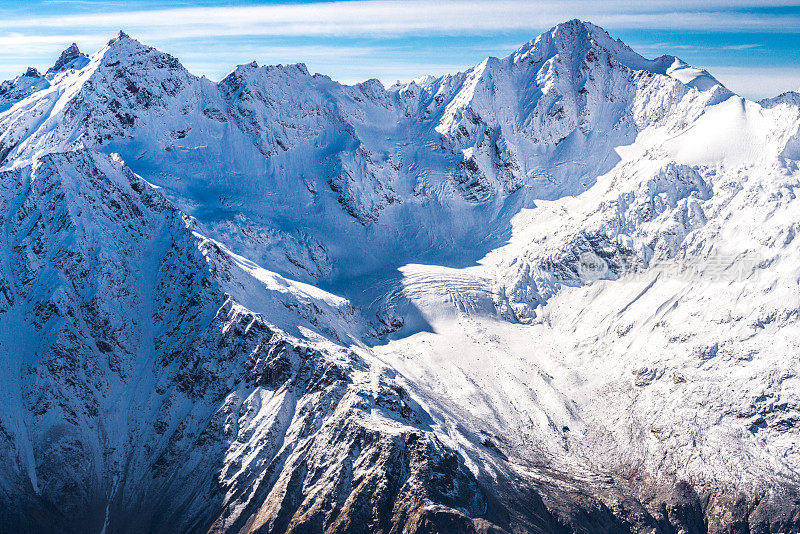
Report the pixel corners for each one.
[0,19,798,533]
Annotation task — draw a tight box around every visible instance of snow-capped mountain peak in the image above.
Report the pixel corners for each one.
[0,21,753,278]
[0,22,799,533]
[508,19,727,95]
[47,42,89,74]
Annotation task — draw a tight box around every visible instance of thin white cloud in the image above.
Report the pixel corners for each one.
[631,41,765,53]
[0,33,100,52]
[3,0,800,39]
[182,45,375,59]
[711,66,800,99]
[722,43,763,50]
[177,44,381,80]
[39,0,123,5]
[1,0,798,100]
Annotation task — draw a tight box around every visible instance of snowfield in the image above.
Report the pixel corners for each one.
[0,19,798,533]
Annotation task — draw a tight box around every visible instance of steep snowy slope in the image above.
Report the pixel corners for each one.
[374,94,800,531]
[0,19,799,534]
[0,22,732,285]
[0,150,542,533]
[410,21,729,203]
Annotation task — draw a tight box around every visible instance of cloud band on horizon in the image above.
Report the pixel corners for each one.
[0,0,798,99]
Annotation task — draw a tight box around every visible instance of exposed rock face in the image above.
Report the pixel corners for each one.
[0,19,799,534]
[0,150,483,533]
[48,43,86,73]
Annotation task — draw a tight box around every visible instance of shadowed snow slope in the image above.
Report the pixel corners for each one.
[0,19,799,534]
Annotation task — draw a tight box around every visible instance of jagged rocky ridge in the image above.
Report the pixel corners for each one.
[0,20,799,533]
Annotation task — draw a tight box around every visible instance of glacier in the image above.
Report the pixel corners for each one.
[0,19,798,533]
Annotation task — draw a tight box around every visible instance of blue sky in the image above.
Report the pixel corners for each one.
[1,0,799,99]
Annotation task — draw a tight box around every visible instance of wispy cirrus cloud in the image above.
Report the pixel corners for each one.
[3,0,800,39]
[0,33,99,53]
[710,66,800,98]
[722,43,763,50]
[0,0,798,99]
[631,41,765,54]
